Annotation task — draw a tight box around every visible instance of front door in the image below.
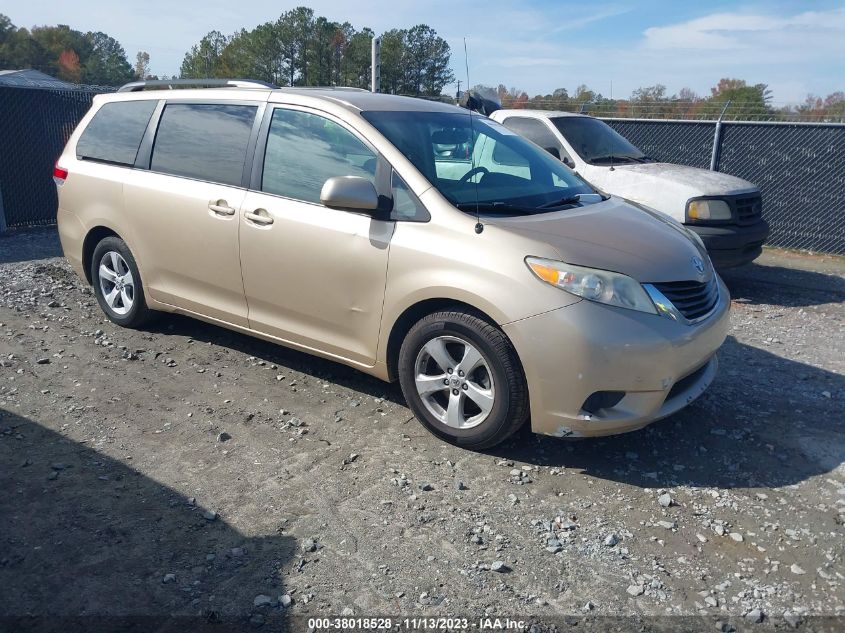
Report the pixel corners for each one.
[238,106,393,366]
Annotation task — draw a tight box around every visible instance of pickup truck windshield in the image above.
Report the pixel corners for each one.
[362,110,597,214]
[551,117,650,165]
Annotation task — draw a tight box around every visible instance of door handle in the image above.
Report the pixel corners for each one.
[245,209,274,226]
[209,200,236,216]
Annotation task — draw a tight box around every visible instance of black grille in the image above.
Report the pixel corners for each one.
[653,278,719,321]
[734,194,763,225]
[666,361,710,401]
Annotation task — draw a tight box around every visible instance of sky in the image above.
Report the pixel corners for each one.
[6,0,845,104]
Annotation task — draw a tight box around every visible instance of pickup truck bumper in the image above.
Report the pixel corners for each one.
[687,218,770,269]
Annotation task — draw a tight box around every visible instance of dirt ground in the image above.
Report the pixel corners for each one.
[1,228,843,632]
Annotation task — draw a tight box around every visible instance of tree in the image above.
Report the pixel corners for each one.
[0,15,132,85]
[402,24,453,96]
[708,78,772,119]
[84,32,134,85]
[180,31,229,78]
[134,51,150,80]
[180,13,453,95]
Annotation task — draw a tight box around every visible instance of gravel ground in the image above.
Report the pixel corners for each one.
[1,228,844,631]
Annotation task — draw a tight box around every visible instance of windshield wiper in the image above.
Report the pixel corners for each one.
[589,155,644,165]
[455,201,527,214]
[535,195,584,210]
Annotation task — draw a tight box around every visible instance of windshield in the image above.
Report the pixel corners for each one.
[551,117,649,165]
[362,110,597,214]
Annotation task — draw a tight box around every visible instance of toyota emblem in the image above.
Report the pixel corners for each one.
[692,256,705,276]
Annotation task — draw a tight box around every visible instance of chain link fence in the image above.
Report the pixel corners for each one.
[0,86,106,231]
[603,118,845,254]
[0,86,843,255]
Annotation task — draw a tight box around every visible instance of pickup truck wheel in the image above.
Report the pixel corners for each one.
[91,236,154,328]
[398,310,528,450]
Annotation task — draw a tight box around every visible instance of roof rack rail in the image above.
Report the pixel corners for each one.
[117,78,277,93]
[278,86,370,92]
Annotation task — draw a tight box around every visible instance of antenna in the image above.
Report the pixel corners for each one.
[464,38,483,235]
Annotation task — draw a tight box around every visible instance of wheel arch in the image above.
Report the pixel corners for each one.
[384,298,508,383]
[82,226,122,284]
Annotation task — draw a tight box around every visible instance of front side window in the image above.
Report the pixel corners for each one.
[500,117,560,153]
[76,100,157,166]
[151,103,257,186]
[261,108,377,204]
[391,170,429,221]
[551,117,649,165]
[363,110,596,214]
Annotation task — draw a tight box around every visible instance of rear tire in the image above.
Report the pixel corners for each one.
[91,236,154,328]
[398,309,529,450]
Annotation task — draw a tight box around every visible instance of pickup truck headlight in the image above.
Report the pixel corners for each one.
[686,199,732,222]
[526,257,657,314]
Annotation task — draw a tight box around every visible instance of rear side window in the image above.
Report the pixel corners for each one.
[76,100,157,166]
[151,103,257,186]
[261,108,376,204]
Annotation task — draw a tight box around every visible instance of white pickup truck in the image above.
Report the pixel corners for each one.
[489,110,770,268]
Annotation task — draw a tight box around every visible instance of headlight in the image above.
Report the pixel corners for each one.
[686,199,732,222]
[526,257,657,314]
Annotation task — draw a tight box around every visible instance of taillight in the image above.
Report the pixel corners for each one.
[53,162,68,185]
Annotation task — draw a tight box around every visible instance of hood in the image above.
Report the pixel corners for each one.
[587,162,757,211]
[487,196,713,283]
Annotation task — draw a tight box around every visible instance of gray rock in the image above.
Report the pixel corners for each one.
[249,613,265,627]
[745,608,764,624]
[729,532,744,542]
[419,483,434,491]
[279,594,292,608]
[162,573,176,584]
[253,594,273,607]
[658,493,673,507]
[490,561,509,572]
[202,510,218,521]
[35,357,50,364]
[790,564,805,575]
[783,611,802,628]
[217,432,231,442]
[455,480,468,491]
[626,584,645,597]
[657,520,676,529]
[301,538,317,552]
[603,533,619,547]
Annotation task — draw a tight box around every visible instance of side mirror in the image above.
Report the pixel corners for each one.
[544,147,561,160]
[320,176,380,213]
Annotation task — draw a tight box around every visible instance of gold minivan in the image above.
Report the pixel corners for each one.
[56,79,730,449]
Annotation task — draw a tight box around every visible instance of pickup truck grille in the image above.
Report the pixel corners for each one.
[652,278,719,321]
[734,194,763,225]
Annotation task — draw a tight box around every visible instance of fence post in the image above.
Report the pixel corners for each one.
[709,100,731,172]
[0,182,6,234]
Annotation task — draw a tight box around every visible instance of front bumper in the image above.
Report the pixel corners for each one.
[688,219,770,269]
[503,276,730,438]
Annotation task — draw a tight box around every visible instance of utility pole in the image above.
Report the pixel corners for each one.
[456,80,462,98]
[371,37,381,93]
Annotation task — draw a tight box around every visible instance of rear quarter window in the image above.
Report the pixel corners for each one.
[76,100,157,166]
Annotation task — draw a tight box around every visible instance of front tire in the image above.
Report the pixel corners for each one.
[398,309,529,450]
[91,236,154,328]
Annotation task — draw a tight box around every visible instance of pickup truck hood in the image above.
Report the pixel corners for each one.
[487,196,711,283]
[584,162,758,217]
